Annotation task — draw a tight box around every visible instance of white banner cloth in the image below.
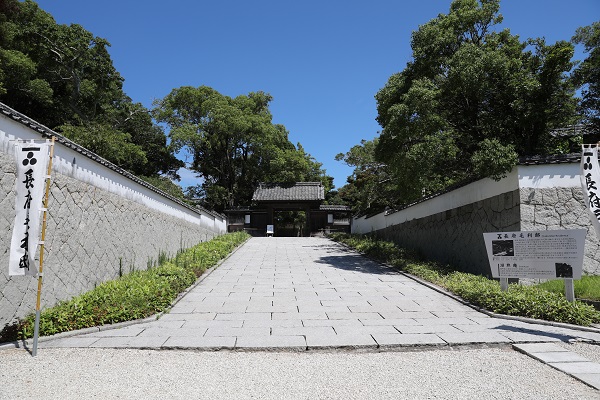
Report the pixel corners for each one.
[581,145,600,239]
[9,141,50,276]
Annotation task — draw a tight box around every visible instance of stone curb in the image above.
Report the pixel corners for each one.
[513,343,600,390]
[332,238,600,337]
[0,237,250,351]
[31,340,518,353]
[0,316,157,351]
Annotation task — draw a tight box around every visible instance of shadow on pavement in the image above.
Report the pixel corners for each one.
[495,325,579,342]
[315,254,398,275]
[301,244,345,251]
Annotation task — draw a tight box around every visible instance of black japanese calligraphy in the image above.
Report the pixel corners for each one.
[17,148,40,270]
[23,168,34,189]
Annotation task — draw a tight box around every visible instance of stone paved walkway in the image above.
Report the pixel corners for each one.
[39,237,600,352]
[12,237,598,388]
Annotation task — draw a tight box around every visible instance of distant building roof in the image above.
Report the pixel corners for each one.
[518,153,580,165]
[252,182,325,202]
[550,124,589,138]
[320,205,351,211]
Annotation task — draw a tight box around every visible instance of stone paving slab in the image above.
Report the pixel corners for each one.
[41,337,100,348]
[500,331,563,343]
[84,327,146,337]
[182,320,244,328]
[372,333,447,346]
[572,374,600,390]
[137,327,208,337]
[205,327,270,337]
[306,333,378,349]
[236,335,307,350]
[532,352,590,363]
[437,332,514,345]
[514,343,600,390]
[396,324,464,334]
[88,336,167,348]
[162,336,236,349]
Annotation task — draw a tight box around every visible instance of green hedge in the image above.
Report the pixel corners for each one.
[330,233,600,327]
[1,231,249,342]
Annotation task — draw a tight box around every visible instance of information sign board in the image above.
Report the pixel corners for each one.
[483,230,586,279]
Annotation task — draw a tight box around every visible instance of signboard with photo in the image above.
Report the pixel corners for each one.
[483,230,586,279]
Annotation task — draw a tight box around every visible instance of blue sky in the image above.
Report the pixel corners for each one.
[34,0,600,190]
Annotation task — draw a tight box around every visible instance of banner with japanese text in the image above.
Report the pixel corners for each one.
[9,141,50,276]
[581,145,600,239]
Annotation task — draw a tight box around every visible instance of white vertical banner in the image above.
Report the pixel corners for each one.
[9,141,50,276]
[581,145,600,238]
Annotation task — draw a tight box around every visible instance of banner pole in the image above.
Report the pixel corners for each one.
[32,137,55,357]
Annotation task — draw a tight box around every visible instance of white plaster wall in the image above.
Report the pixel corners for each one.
[518,163,581,189]
[0,114,225,231]
[352,213,386,235]
[352,163,584,235]
[353,170,520,234]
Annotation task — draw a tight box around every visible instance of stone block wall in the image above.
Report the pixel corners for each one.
[352,162,600,278]
[375,190,521,276]
[520,187,600,275]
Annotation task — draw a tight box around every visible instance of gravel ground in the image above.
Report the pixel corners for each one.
[1,346,598,399]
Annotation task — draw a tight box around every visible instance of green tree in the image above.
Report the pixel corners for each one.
[0,0,182,178]
[139,175,187,201]
[267,141,332,191]
[108,99,183,178]
[154,86,330,212]
[335,138,397,215]
[59,122,147,171]
[375,0,578,204]
[572,21,600,139]
[0,0,124,127]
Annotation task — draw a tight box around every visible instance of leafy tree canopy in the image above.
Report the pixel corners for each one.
[335,138,397,215]
[0,0,182,178]
[572,21,600,139]
[154,86,331,212]
[374,0,578,205]
[139,175,187,201]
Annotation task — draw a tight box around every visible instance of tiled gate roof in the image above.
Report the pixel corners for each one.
[252,182,325,202]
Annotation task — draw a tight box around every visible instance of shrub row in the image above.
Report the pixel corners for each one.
[330,233,600,327]
[1,231,249,342]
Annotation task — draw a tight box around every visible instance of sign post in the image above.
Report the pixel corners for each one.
[32,137,54,356]
[483,229,586,301]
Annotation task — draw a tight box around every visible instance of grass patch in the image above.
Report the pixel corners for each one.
[330,233,600,327]
[0,231,249,342]
[535,275,600,302]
